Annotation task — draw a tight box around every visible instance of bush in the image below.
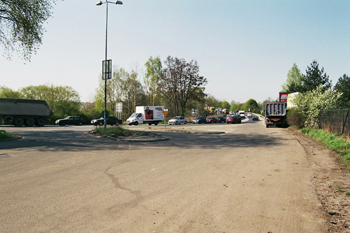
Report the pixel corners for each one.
[287,108,305,129]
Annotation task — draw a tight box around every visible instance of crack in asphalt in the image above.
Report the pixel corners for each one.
[104,166,143,209]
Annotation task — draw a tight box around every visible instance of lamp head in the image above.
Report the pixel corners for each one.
[96,1,103,6]
[116,1,123,4]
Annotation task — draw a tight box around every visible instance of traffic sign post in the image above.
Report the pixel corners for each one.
[102,59,112,80]
[116,102,122,120]
[101,110,109,118]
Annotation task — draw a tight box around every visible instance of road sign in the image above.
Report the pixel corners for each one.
[116,102,123,113]
[102,59,112,80]
[101,110,109,118]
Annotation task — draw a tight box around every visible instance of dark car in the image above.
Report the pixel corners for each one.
[226,115,242,124]
[252,115,259,121]
[55,116,83,126]
[206,116,218,123]
[91,116,122,126]
[193,116,206,124]
[216,116,226,123]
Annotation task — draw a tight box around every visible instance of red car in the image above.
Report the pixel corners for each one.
[226,115,242,124]
[206,117,218,123]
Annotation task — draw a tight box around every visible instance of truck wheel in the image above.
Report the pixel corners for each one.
[4,116,14,124]
[14,118,24,126]
[134,122,138,126]
[36,118,45,126]
[99,122,103,126]
[148,123,152,125]
[155,122,158,125]
[25,118,35,126]
[266,124,269,128]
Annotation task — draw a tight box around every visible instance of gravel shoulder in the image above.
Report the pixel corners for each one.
[291,129,350,232]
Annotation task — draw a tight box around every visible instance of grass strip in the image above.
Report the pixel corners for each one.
[0,131,17,141]
[301,127,350,167]
[92,127,152,138]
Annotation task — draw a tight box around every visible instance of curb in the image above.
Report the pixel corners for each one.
[0,130,22,143]
[0,136,22,143]
[149,128,225,135]
[103,135,169,142]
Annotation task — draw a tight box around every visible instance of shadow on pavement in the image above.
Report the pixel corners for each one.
[0,127,284,152]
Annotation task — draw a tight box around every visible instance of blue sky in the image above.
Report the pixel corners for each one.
[1,0,349,103]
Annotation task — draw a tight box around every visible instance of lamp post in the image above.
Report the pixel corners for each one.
[96,0,123,128]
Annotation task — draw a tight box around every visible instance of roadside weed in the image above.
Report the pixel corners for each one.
[0,131,16,141]
[301,128,350,169]
[93,127,150,137]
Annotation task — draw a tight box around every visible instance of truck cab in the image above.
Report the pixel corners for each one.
[126,113,143,125]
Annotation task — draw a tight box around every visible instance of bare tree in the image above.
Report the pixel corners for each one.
[159,56,207,116]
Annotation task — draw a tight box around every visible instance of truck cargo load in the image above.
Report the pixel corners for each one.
[0,99,52,126]
[126,106,165,125]
[265,102,287,128]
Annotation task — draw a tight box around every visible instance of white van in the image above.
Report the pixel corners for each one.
[238,110,245,118]
[126,106,164,125]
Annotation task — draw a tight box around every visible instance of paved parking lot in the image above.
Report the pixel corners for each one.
[0,119,326,232]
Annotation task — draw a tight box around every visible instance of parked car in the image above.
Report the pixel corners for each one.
[252,115,259,121]
[226,115,242,124]
[193,116,206,124]
[216,116,226,123]
[55,116,83,126]
[168,116,187,125]
[247,112,252,117]
[206,116,218,123]
[91,116,122,126]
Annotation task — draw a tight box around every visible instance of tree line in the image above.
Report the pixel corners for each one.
[0,56,213,123]
[281,60,350,128]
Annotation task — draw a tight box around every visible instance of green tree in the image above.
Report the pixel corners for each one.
[0,0,56,60]
[123,69,145,116]
[186,89,207,116]
[334,74,350,108]
[244,99,260,113]
[95,67,146,118]
[20,84,81,119]
[220,101,230,109]
[205,95,219,109]
[0,86,21,98]
[300,60,332,93]
[296,85,341,128]
[95,67,128,115]
[159,56,208,116]
[144,56,162,105]
[281,63,302,92]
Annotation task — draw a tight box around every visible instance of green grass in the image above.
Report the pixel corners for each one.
[334,185,345,192]
[92,127,152,137]
[301,127,350,167]
[0,131,17,141]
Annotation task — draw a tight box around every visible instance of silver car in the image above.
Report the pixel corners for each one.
[168,116,187,125]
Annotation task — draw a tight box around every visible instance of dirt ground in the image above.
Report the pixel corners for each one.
[292,129,350,232]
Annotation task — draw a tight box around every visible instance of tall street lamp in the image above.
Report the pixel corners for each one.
[96,0,123,128]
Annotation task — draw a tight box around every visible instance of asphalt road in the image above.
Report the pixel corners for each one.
[0,118,326,232]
